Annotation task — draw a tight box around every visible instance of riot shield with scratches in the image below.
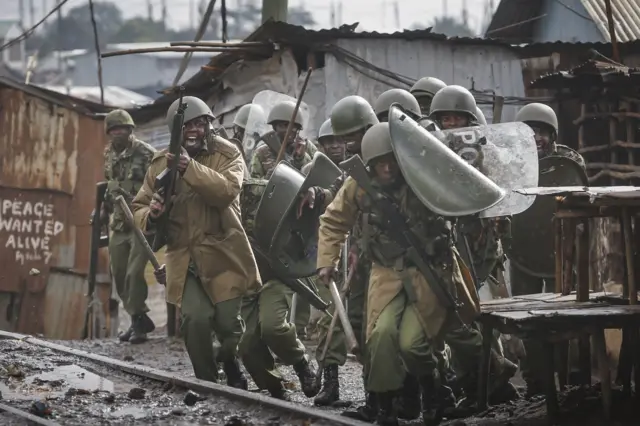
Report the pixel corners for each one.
[270,152,342,278]
[439,122,539,218]
[387,104,506,217]
[509,155,588,278]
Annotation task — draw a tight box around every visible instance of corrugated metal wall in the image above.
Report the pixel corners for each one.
[0,87,113,338]
[137,40,526,149]
[325,38,526,129]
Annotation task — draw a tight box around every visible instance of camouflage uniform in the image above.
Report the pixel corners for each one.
[103,109,156,343]
[237,178,319,400]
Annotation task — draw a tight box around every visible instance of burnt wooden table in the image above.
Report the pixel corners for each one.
[478,292,640,424]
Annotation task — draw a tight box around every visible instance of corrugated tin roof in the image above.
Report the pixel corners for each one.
[40,85,154,108]
[485,0,640,43]
[0,76,112,115]
[530,59,640,89]
[581,0,640,42]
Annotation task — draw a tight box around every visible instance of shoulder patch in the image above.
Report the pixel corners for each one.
[212,136,242,159]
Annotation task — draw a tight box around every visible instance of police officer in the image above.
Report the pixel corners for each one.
[300,95,382,421]
[250,100,312,178]
[133,96,256,389]
[237,178,320,401]
[317,122,480,425]
[231,103,265,166]
[512,103,586,396]
[103,109,156,344]
[410,76,447,116]
[429,86,518,411]
[516,103,585,167]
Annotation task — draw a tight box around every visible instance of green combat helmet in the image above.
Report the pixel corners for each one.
[330,95,379,136]
[105,109,135,132]
[429,85,478,121]
[166,96,215,132]
[267,101,304,128]
[361,122,393,165]
[234,104,266,129]
[318,119,334,142]
[515,103,558,134]
[410,76,447,98]
[374,88,421,120]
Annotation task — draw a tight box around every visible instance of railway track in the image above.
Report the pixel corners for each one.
[0,330,369,425]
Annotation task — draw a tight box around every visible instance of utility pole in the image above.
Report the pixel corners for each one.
[147,0,153,21]
[330,1,335,27]
[19,0,25,28]
[29,0,35,27]
[190,0,195,30]
[162,0,168,29]
[393,1,400,29]
[57,0,62,71]
[261,0,288,23]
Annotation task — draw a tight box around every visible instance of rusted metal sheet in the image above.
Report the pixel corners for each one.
[0,85,114,339]
[43,271,88,340]
[0,188,73,292]
[0,88,79,195]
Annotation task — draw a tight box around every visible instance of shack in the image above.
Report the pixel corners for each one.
[0,76,114,339]
[129,20,527,149]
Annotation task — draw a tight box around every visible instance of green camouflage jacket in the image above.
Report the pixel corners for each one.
[104,137,155,231]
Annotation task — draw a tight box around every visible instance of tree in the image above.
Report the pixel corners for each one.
[38,2,123,55]
[427,16,477,38]
[111,18,167,43]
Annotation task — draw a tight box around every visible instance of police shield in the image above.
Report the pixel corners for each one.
[270,152,342,278]
[438,122,539,218]
[509,155,588,278]
[253,162,305,253]
[388,104,506,217]
[243,90,311,160]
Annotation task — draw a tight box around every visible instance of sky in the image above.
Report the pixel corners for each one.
[4,0,497,38]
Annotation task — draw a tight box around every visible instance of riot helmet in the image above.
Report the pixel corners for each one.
[330,96,378,136]
[516,103,558,157]
[166,96,215,132]
[105,109,135,133]
[318,118,344,164]
[361,122,393,165]
[475,107,487,125]
[429,85,478,129]
[318,119,334,141]
[166,96,216,153]
[267,100,304,129]
[410,77,447,115]
[234,103,265,129]
[374,89,421,121]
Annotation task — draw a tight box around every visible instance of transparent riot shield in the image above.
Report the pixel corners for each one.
[243,90,311,161]
[388,104,506,217]
[438,122,539,218]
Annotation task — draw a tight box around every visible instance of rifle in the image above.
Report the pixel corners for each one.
[340,155,467,327]
[151,87,188,252]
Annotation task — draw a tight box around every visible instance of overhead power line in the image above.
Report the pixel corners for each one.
[0,0,70,52]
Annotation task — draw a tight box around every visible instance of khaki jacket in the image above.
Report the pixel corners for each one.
[317,177,479,341]
[132,139,261,307]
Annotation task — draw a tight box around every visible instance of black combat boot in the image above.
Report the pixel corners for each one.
[223,358,248,390]
[376,391,399,426]
[443,372,479,419]
[129,313,156,344]
[342,391,377,422]
[397,374,421,420]
[314,365,339,406]
[420,373,445,426]
[269,383,291,401]
[293,356,320,397]
[118,326,133,342]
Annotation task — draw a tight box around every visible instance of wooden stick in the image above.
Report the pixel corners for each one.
[274,68,313,165]
[101,46,262,58]
[622,207,637,304]
[170,41,268,47]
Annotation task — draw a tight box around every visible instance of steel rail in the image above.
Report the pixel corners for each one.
[0,402,61,425]
[0,331,368,426]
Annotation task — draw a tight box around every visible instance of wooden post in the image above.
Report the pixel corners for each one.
[262,0,288,23]
[622,208,636,304]
[604,0,620,63]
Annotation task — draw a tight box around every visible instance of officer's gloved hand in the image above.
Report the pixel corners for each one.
[297,186,323,218]
[154,264,167,286]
